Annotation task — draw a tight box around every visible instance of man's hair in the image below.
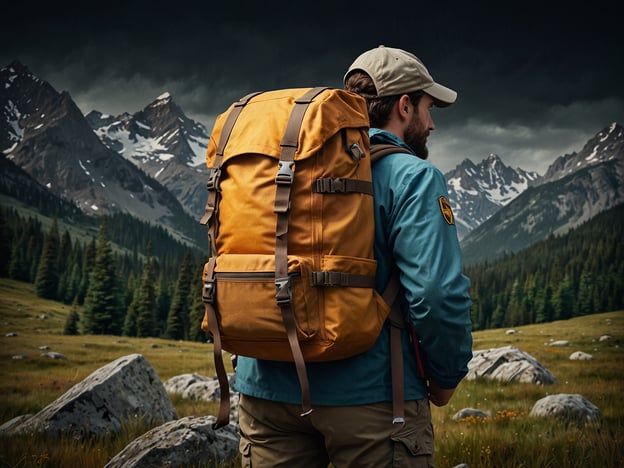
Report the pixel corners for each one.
[345,71,424,128]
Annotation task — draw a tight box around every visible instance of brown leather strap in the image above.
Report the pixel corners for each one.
[202,258,231,429]
[370,143,414,164]
[384,269,405,423]
[373,145,411,423]
[200,91,264,255]
[201,93,262,428]
[274,87,328,417]
[389,304,405,424]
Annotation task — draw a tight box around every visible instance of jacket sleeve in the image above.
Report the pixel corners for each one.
[389,162,473,389]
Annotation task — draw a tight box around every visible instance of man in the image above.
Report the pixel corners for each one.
[234,45,473,467]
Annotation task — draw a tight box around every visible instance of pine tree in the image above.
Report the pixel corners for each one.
[534,284,554,323]
[34,218,60,299]
[165,250,194,340]
[77,237,97,304]
[576,269,594,316]
[82,218,123,335]
[188,262,208,342]
[56,230,72,300]
[123,288,139,337]
[156,271,172,336]
[0,208,11,277]
[135,242,157,338]
[64,300,81,335]
[553,274,574,320]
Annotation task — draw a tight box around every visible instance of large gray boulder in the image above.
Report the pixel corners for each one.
[1,354,177,437]
[466,345,557,385]
[530,394,601,424]
[105,416,239,468]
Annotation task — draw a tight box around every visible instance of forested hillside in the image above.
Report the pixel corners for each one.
[0,206,208,341]
[2,201,622,339]
[466,202,624,330]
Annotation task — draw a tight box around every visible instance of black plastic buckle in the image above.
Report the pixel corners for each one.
[275,161,295,185]
[275,278,292,306]
[202,280,216,304]
[312,271,341,287]
[315,178,347,193]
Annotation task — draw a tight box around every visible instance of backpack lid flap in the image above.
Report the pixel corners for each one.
[206,88,369,166]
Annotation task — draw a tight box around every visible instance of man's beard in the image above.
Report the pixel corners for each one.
[404,117,429,160]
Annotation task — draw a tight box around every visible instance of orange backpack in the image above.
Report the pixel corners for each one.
[200,88,396,427]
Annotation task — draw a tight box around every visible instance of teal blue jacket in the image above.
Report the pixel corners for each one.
[234,129,473,405]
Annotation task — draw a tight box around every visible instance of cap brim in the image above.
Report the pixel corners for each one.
[424,82,457,107]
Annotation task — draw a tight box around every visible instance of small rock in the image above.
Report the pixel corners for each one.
[569,351,593,360]
[547,340,569,347]
[452,408,490,421]
[41,352,67,360]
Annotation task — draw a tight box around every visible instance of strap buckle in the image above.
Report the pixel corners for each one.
[349,143,365,161]
[206,167,221,191]
[275,161,295,185]
[202,280,216,304]
[312,271,342,287]
[275,277,292,306]
[315,178,346,193]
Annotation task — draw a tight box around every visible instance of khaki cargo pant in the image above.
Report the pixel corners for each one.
[238,394,434,468]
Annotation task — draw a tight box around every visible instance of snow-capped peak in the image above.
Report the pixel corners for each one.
[154,92,172,106]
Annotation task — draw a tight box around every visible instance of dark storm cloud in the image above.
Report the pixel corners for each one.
[2,1,622,173]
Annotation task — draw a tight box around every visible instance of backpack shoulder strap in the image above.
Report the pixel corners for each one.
[383,269,406,423]
[370,143,414,163]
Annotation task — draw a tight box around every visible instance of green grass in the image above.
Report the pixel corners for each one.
[1,278,623,467]
[431,312,624,467]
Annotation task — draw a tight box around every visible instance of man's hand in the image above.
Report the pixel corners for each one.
[428,380,455,407]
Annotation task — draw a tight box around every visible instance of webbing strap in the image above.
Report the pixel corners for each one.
[370,143,414,164]
[383,269,405,423]
[313,177,373,195]
[274,87,328,417]
[311,271,375,288]
[200,91,264,254]
[202,258,231,429]
[372,140,414,421]
[201,93,262,428]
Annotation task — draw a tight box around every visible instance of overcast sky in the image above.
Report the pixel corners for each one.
[2,1,622,174]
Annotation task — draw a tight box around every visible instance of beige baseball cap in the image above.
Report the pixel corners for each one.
[344,45,457,107]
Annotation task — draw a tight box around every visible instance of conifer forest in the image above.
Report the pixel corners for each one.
[1,202,622,339]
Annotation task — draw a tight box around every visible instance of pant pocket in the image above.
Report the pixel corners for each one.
[391,400,434,466]
[239,431,252,468]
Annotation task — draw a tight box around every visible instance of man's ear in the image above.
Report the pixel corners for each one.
[397,94,412,120]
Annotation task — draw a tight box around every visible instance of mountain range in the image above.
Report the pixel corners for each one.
[1,60,622,263]
[458,122,624,265]
[1,61,204,247]
[85,93,209,218]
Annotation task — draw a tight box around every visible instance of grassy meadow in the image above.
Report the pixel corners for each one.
[0,277,622,467]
